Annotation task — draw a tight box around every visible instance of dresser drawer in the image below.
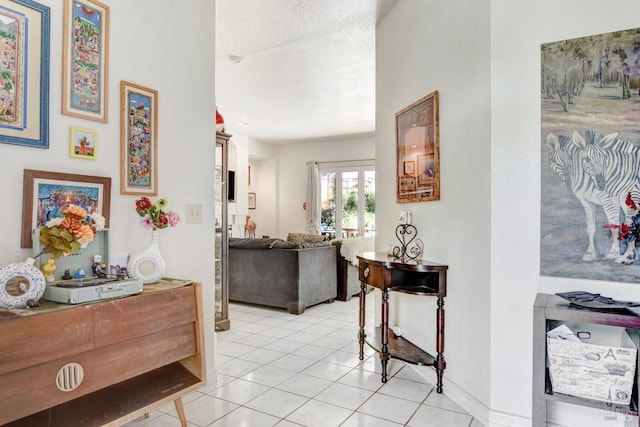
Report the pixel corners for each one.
[359,261,384,287]
[93,285,197,347]
[0,306,94,376]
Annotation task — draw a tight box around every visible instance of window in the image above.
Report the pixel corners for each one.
[319,161,375,239]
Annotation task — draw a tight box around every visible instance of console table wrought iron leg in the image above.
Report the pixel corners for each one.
[436,296,446,393]
[381,288,390,383]
[358,281,366,360]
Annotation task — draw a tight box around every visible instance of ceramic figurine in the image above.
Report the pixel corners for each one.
[61,269,73,280]
[244,215,256,238]
[74,268,86,279]
[92,254,107,278]
[41,257,56,283]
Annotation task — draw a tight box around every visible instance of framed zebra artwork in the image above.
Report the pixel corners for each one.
[540,27,640,283]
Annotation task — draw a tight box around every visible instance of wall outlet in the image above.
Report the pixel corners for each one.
[186,204,203,224]
[399,211,412,225]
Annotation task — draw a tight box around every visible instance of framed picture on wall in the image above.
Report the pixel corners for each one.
[69,126,98,159]
[21,169,111,248]
[248,192,256,210]
[61,0,110,123]
[396,90,440,203]
[120,81,158,195]
[0,0,50,148]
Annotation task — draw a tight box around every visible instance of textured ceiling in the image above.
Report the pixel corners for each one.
[215,0,398,143]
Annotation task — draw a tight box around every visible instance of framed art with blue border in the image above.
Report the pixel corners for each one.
[0,0,50,148]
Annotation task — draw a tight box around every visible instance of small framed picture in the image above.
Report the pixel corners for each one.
[398,176,417,197]
[403,160,415,175]
[248,192,256,210]
[70,127,98,160]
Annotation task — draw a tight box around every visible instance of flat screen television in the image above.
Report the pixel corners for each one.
[228,170,235,202]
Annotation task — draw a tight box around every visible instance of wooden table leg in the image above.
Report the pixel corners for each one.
[381,288,390,383]
[435,296,446,393]
[174,397,187,427]
[358,281,366,360]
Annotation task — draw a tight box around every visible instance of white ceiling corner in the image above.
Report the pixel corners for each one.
[215,0,399,144]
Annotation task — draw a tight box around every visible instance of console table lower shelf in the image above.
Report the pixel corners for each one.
[364,326,437,365]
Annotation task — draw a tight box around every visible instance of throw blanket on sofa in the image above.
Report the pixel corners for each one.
[334,237,374,266]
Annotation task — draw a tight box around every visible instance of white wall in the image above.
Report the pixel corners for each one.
[274,135,375,238]
[248,157,278,238]
[224,133,376,239]
[0,0,218,374]
[490,1,640,426]
[381,0,640,426]
[377,0,491,422]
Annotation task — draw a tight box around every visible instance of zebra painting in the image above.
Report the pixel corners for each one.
[581,131,640,264]
[546,131,620,261]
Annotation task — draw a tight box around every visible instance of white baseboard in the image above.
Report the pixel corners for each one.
[408,365,531,427]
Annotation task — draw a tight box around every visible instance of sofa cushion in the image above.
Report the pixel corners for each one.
[287,232,324,244]
[229,237,299,249]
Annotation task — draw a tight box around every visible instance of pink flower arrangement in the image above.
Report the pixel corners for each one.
[134,196,181,230]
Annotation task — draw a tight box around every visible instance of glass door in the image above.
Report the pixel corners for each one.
[320,161,375,239]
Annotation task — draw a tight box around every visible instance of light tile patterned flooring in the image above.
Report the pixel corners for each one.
[126,296,484,426]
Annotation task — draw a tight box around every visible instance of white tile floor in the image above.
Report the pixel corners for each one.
[126,296,485,427]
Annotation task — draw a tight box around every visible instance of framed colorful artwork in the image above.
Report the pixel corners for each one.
[248,192,256,210]
[21,169,111,248]
[0,0,50,148]
[69,126,98,159]
[61,0,109,123]
[396,90,440,203]
[120,81,158,195]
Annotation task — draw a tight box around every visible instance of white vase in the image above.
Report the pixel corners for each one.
[128,230,166,285]
[0,257,46,308]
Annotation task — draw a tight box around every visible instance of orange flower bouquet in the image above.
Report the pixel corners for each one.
[36,205,106,260]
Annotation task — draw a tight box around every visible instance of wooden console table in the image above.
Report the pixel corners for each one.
[357,252,448,392]
[0,282,205,426]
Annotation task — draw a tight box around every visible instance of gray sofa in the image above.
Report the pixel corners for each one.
[228,237,337,314]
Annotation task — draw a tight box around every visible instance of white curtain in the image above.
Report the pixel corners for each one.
[305,161,320,234]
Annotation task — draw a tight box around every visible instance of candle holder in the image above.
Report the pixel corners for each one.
[392,224,423,261]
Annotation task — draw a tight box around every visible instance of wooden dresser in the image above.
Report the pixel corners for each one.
[0,282,205,426]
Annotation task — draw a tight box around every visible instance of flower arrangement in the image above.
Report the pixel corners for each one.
[37,205,106,260]
[134,196,181,230]
[604,193,640,242]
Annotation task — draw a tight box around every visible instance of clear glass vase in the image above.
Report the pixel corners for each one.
[127,230,165,285]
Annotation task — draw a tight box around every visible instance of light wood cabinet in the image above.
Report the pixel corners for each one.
[0,282,205,426]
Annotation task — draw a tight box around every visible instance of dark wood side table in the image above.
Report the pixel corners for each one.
[357,252,448,392]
